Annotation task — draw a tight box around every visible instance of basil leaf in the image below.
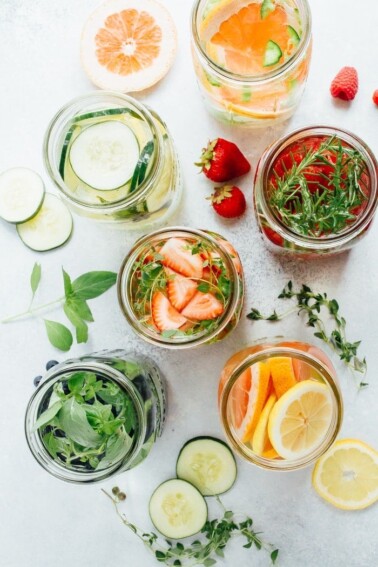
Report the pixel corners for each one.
[44,320,73,352]
[58,398,102,448]
[30,262,42,295]
[62,268,73,297]
[72,271,117,300]
[66,297,94,322]
[97,429,132,470]
[63,302,88,343]
[32,400,63,432]
[67,372,87,393]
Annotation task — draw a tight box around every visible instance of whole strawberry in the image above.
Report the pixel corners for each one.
[373,90,378,106]
[330,66,358,101]
[209,185,246,218]
[196,138,251,182]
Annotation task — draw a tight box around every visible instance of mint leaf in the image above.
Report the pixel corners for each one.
[72,271,117,300]
[32,400,63,432]
[30,262,42,296]
[44,320,73,352]
[62,268,73,297]
[59,398,102,447]
[66,297,94,322]
[63,302,88,344]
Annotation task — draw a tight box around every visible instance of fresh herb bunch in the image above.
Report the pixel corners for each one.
[269,136,369,237]
[103,489,279,566]
[1,262,117,351]
[247,281,367,387]
[130,239,232,339]
[33,371,136,471]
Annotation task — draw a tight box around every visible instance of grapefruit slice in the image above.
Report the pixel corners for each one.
[269,356,298,398]
[81,0,177,92]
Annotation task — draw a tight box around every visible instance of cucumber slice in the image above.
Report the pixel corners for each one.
[17,193,73,251]
[260,0,275,20]
[0,167,45,223]
[176,437,237,496]
[287,25,301,46]
[149,479,207,539]
[130,141,154,193]
[69,121,139,191]
[263,40,283,67]
[72,107,142,123]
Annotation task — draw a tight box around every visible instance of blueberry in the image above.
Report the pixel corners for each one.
[46,360,59,371]
[33,375,43,388]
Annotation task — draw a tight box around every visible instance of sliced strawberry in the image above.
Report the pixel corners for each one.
[160,238,203,279]
[181,291,224,321]
[152,291,187,332]
[165,268,197,311]
[218,238,242,274]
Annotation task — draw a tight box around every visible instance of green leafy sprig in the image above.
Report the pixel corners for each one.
[269,136,368,237]
[1,262,117,351]
[247,281,367,387]
[103,489,279,566]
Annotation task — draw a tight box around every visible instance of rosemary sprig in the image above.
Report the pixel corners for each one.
[247,281,367,387]
[103,489,279,566]
[270,136,368,237]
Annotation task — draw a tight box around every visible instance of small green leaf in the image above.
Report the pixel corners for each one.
[30,262,42,295]
[32,401,63,432]
[59,398,102,447]
[63,302,88,343]
[271,549,279,564]
[44,320,73,352]
[66,297,94,322]
[72,271,117,300]
[197,282,210,293]
[203,559,217,567]
[62,268,73,297]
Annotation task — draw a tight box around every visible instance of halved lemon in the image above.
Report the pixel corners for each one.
[312,439,378,510]
[268,380,333,460]
[81,0,177,92]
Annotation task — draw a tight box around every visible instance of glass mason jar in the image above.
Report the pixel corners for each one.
[254,125,378,256]
[43,92,182,226]
[25,350,166,483]
[191,0,312,126]
[218,340,343,471]
[118,227,244,349]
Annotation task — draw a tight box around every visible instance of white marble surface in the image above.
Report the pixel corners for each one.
[1,1,378,566]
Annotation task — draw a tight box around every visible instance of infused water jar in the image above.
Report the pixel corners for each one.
[44,92,181,225]
[254,126,378,255]
[218,340,343,471]
[25,350,166,483]
[118,227,244,349]
[191,0,312,126]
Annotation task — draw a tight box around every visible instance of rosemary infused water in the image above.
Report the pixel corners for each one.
[254,126,378,255]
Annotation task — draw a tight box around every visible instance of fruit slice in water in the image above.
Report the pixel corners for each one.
[166,269,197,311]
[252,392,277,456]
[312,439,378,510]
[149,479,207,539]
[17,194,73,252]
[181,291,224,321]
[160,238,203,279]
[269,356,297,398]
[151,291,187,331]
[69,121,139,191]
[81,0,177,92]
[0,168,45,223]
[176,437,237,496]
[268,380,333,460]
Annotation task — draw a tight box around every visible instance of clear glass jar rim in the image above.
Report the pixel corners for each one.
[43,91,162,211]
[117,226,242,349]
[191,0,312,83]
[219,344,343,471]
[255,124,378,248]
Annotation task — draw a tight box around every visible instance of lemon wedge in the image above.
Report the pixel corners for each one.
[252,392,277,456]
[268,380,333,460]
[312,439,378,510]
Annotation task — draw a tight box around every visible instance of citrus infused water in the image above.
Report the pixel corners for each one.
[219,341,342,470]
[191,0,312,125]
[44,92,181,225]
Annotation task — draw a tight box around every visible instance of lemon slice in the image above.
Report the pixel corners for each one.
[252,392,277,456]
[312,439,378,510]
[268,380,333,460]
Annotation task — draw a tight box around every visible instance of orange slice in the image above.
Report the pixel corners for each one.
[231,361,271,443]
[270,356,297,398]
[81,0,177,92]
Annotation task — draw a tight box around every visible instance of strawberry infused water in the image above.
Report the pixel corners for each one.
[118,227,244,348]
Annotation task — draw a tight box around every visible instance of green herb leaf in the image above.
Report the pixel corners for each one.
[271,549,279,564]
[197,282,210,293]
[32,401,63,432]
[63,302,88,343]
[66,297,94,322]
[72,271,117,300]
[44,319,73,352]
[30,262,42,296]
[58,398,102,447]
[62,268,73,297]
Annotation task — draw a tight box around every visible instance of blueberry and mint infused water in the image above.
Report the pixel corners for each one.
[118,228,244,348]
[25,350,165,482]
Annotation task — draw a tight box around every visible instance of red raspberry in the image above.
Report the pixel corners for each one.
[330,67,358,101]
[373,90,378,106]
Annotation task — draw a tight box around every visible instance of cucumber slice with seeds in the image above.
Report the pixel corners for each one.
[69,121,139,191]
[149,479,207,539]
[287,25,301,46]
[17,193,73,251]
[176,436,237,496]
[0,168,45,223]
[263,40,283,67]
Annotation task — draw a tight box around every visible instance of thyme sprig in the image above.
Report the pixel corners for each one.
[247,281,367,387]
[103,489,279,566]
[270,136,368,237]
